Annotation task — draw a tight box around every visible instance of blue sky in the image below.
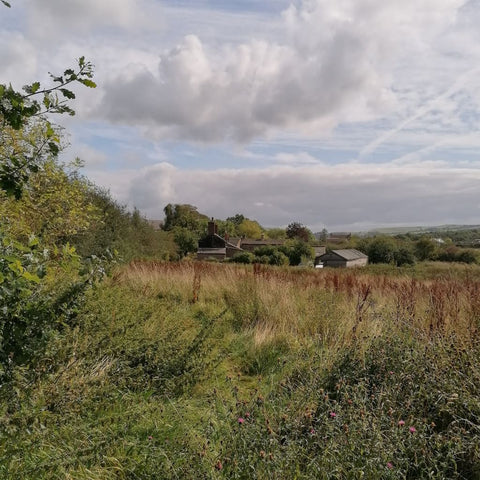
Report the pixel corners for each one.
[1,0,480,231]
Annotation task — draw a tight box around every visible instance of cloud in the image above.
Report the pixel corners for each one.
[96,0,470,143]
[87,159,480,231]
[27,0,162,35]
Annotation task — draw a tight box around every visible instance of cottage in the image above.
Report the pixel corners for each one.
[197,219,243,260]
[319,249,368,268]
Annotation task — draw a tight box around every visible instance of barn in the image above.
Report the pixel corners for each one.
[319,249,368,268]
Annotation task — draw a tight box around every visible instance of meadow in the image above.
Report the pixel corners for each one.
[1,261,480,479]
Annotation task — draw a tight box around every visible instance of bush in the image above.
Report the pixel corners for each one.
[231,252,255,264]
[366,237,397,264]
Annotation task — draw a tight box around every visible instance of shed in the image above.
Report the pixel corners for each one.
[319,249,368,268]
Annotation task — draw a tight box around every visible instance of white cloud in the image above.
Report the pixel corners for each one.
[96,0,473,143]
[27,0,163,35]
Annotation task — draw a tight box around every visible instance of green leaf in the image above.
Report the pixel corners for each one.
[28,235,39,248]
[22,271,41,284]
[79,79,97,88]
[30,81,40,94]
[1,0,11,7]
[60,88,75,99]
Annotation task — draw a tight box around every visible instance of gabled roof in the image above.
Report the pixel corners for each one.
[322,249,368,261]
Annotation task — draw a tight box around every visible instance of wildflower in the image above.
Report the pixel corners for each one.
[148,435,153,440]
[260,450,266,458]
[215,460,223,470]
[238,417,245,424]
[387,462,393,469]
[245,412,250,418]
[329,412,337,418]
[309,428,315,435]
[398,420,405,427]
[409,426,416,433]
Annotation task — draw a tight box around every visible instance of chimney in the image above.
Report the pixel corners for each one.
[261,233,265,240]
[208,217,217,236]
[225,232,230,242]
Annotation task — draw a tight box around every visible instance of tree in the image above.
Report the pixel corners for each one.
[0,158,100,246]
[0,57,96,198]
[265,227,286,240]
[173,227,198,258]
[366,237,397,264]
[237,219,262,239]
[226,214,245,226]
[286,222,312,242]
[163,204,208,234]
[280,240,314,266]
[415,237,437,261]
[0,47,102,375]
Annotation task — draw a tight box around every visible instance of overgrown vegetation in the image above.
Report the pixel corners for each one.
[2,261,479,478]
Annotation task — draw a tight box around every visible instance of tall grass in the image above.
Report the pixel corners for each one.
[1,260,479,478]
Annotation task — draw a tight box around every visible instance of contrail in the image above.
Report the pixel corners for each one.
[359,67,480,159]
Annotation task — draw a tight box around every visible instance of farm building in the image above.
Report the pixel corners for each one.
[240,236,284,252]
[319,249,368,268]
[197,220,243,260]
[197,220,286,260]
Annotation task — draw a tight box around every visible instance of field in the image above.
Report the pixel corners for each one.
[1,261,480,479]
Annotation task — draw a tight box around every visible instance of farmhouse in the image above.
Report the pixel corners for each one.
[319,249,368,268]
[197,220,286,260]
[197,220,243,260]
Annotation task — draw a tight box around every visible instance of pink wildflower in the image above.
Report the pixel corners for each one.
[238,417,245,424]
[398,420,405,426]
[245,412,250,418]
[387,462,393,469]
[309,428,315,435]
[148,436,153,440]
[329,412,337,418]
[409,426,416,433]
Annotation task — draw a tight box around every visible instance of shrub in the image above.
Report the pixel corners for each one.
[231,252,255,264]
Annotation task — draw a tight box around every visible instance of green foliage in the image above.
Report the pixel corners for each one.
[173,227,198,258]
[265,227,286,240]
[72,189,175,261]
[231,251,255,264]
[394,245,416,266]
[237,218,263,239]
[415,236,437,261]
[280,240,314,266]
[286,222,313,242]
[253,246,289,266]
[0,57,96,198]
[163,203,208,234]
[366,236,397,264]
[2,262,480,478]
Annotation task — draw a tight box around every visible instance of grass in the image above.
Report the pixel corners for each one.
[1,260,480,478]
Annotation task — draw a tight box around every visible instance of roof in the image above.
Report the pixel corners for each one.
[240,238,284,246]
[322,249,368,261]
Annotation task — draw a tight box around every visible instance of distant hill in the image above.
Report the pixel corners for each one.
[366,224,480,235]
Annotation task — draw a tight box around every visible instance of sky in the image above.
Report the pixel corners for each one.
[1,0,480,232]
